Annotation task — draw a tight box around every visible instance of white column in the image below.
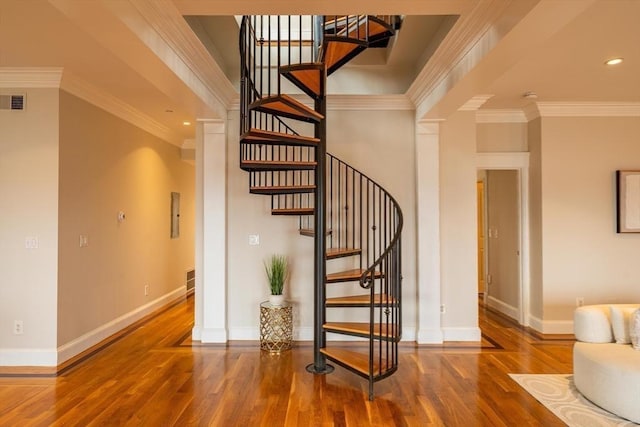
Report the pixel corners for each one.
[416,120,444,343]
[193,119,228,342]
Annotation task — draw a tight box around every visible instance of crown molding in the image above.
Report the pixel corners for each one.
[406,1,508,108]
[459,94,493,111]
[128,0,236,113]
[536,102,640,117]
[0,67,63,88]
[476,109,527,123]
[62,74,182,146]
[327,94,414,111]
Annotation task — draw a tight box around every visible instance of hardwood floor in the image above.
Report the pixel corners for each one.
[0,296,574,426]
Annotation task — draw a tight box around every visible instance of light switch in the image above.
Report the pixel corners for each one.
[249,234,260,245]
[25,236,39,249]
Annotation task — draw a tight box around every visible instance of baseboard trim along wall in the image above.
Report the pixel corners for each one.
[442,327,482,342]
[57,286,186,365]
[528,315,574,335]
[486,296,519,322]
[0,348,58,367]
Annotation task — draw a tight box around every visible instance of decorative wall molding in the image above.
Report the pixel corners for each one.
[129,0,236,112]
[459,94,494,111]
[476,109,528,123]
[407,1,509,109]
[536,102,640,117]
[0,67,63,88]
[62,74,183,146]
[57,286,186,366]
[529,315,573,335]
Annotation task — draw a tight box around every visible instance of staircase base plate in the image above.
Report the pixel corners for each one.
[305,363,335,375]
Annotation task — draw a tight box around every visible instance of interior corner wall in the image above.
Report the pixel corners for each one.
[57,91,195,353]
[439,110,480,340]
[225,108,417,340]
[539,116,640,327]
[0,88,59,364]
[527,118,543,321]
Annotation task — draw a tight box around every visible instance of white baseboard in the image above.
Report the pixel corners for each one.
[0,348,57,366]
[57,286,186,365]
[442,327,482,342]
[226,326,416,342]
[417,328,444,344]
[198,328,229,342]
[528,315,573,334]
[487,296,519,321]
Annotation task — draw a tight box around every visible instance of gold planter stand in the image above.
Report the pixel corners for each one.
[259,301,293,353]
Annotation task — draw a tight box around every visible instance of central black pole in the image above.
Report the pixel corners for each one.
[306,61,333,375]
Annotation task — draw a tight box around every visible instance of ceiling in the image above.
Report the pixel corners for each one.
[0,0,638,145]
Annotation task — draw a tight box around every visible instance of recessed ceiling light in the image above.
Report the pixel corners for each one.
[183,121,191,126]
[605,57,623,66]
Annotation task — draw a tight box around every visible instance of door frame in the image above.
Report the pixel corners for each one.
[476,152,530,327]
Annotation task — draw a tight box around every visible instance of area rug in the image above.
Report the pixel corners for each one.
[509,374,639,426]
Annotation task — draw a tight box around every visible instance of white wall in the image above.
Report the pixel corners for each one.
[539,116,640,326]
[477,122,528,152]
[0,88,59,365]
[57,91,195,351]
[439,110,480,340]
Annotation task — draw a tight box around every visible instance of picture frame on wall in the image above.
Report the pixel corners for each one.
[616,170,640,233]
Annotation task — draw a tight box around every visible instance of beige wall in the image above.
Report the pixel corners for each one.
[226,109,417,338]
[528,118,543,320]
[477,122,528,152]
[439,110,479,333]
[0,88,59,357]
[57,91,195,345]
[540,116,640,321]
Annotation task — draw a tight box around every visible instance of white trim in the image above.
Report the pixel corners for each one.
[0,348,58,367]
[56,286,186,365]
[327,95,414,111]
[476,109,528,123]
[442,327,482,342]
[417,328,443,344]
[459,95,494,111]
[199,328,228,342]
[528,315,573,335]
[0,67,63,88]
[476,152,530,328]
[486,296,519,322]
[61,74,183,146]
[536,102,640,117]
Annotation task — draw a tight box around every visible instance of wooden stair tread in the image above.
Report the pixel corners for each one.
[299,228,332,237]
[320,348,388,377]
[240,160,316,171]
[323,322,398,340]
[326,293,396,307]
[272,207,314,216]
[326,268,382,283]
[250,94,324,123]
[241,129,319,147]
[322,40,364,73]
[250,185,315,195]
[280,63,324,98]
[339,18,391,40]
[326,247,361,259]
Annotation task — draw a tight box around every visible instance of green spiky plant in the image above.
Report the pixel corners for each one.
[265,254,288,295]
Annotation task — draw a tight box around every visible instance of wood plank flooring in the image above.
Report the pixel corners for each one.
[0,296,574,426]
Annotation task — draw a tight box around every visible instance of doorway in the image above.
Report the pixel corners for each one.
[476,152,530,326]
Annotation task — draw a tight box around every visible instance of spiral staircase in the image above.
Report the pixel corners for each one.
[239,15,403,400]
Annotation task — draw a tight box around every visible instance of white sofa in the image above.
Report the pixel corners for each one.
[573,304,640,424]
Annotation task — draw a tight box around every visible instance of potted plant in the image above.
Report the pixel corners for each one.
[265,254,288,306]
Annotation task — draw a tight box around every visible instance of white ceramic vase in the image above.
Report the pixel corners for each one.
[268,294,285,306]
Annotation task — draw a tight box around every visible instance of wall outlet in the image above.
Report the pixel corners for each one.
[248,234,260,245]
[144,284,149,296]
[13,320,23,335]
[25,236,39,249]
[576,297,584,307]
[440,304,446,314]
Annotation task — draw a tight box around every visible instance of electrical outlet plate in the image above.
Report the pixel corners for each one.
[14,320,23,335]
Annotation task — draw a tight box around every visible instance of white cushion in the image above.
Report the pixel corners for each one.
[574,305,613,343]
[630,309,640,350]
[610,305,640,344]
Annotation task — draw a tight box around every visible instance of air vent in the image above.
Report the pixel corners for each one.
[0,94,26,111]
